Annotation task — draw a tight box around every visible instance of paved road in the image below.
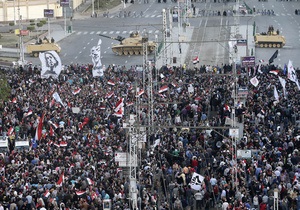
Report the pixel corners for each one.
[240,0,300,67]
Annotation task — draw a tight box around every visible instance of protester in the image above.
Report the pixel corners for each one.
[0,61,299,210]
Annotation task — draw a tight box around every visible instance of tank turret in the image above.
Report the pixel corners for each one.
[99,32,156,55]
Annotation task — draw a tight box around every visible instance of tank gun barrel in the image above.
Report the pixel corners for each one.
[98,34,125,42]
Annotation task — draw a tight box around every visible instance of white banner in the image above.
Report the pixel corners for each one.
[189,172,204,191]
[91,39,104,77]
[250,76,259,87]
[39,51,62,79]
[53,92,65,107]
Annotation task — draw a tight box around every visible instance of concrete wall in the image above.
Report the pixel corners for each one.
[0,0,82,22]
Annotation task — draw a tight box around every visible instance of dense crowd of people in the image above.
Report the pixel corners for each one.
[0,61,299,210]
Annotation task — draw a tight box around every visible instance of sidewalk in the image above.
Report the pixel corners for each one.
[0,0,129,54]
[229,24,256,65]
[155,26,194,67]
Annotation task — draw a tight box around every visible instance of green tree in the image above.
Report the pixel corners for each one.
[0,74,11,102]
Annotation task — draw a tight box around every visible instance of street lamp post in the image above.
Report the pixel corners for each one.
[246,16,254,56]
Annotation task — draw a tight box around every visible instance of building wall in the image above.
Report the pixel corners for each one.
[0,0,82,22]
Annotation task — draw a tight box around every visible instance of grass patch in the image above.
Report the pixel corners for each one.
[0,31,46,48]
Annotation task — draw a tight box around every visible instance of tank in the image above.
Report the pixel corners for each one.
[254,27,286,48]
[26,39,61,57]
[99,32,156,55]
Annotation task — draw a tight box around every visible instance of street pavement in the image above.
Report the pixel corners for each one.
[0,0,255,71]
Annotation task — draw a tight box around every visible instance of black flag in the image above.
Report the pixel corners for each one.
[269,50,278,64]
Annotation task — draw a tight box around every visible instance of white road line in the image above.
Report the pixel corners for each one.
[157,15,162,18]
[148,30,153,34]
[151,15,156,18]
[155,30,159,33]
[83,31,88,35]
[76,32,82,35]
[116,31,120,34]
[96,31,101,34]
[103,31,107,34]
[90,31,95,34]
[122,31,127,34]
[109,31,114,34]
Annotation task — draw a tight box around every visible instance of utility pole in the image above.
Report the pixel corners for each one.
[13,0,16,25]
[47,0,51,39]
[17,0,25,65]
[162,9,168,66]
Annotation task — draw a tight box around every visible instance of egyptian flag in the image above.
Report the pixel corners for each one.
[72,88,81,95]
[107,80,115,86]
[56,171,64,186]
[60,141,68,147]
[114,98,124,112]
[7,127,14,136]
[24,110,33,117]
[78,120,88,131]
[49,121,59,130]
[114,107,124,118]
[76,190,86,196]
[49,126,54,137]
[35,113,44,141]
[105,91,114,99]
[91,191,98,200]
[159,85,169,93]
[126,101,134,107]
[193,56,199,64]
[268,50,278,64]
[49,99,55,108]
[87,178,94,185]
[136,89,145,97]
[44,189,50,198]
[269,70,279,75]
[11,98,17,103]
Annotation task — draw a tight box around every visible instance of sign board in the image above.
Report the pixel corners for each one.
[20,30,29,36]
[238,87,249,97]
[115,152,127,162]
[44,9,54,18]
[60,0,70,6]
[103,199,111,210]
[72,107,80,113]
[237,39,247,46]
[229,128,239,138]
[241,56,255,67]
[237,150,251,159]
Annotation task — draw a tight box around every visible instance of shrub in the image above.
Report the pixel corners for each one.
[29,19,35,23]
[27,26,35,31]
[40,20,47,24]
[8,22,14,26]
[36,22,44,27]
[30,23,35,26]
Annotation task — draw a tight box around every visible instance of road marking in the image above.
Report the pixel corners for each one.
[129,30,133,34]
[157,15,162,18]
[151,15,156,18]
[155,30,159,33]
[83,31,88,35]
[148,30,153,34]
[83,47,86,49]
[96,31,101,34]
[103,31,107,34]
[109,31,114,34]
[76,31,82,35]
[145,15,150,18]
[116,31,120,34]
[90,31,95,34]
[75,56,78,59]
[122,31,127,34]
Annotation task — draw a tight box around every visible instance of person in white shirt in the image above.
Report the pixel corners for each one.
[222,199,229,210]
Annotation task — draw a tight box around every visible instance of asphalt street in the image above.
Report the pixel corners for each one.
[1,0,300,68]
